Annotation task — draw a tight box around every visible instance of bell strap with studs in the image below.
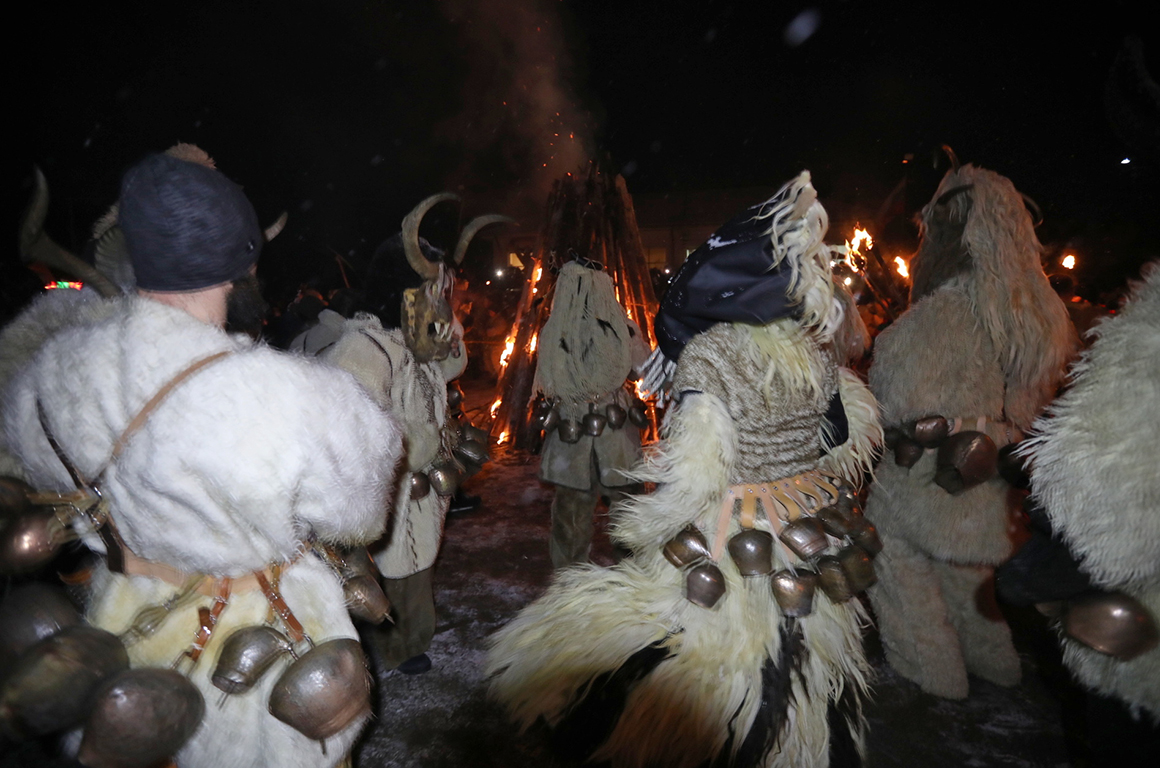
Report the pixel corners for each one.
[709,470,841,562]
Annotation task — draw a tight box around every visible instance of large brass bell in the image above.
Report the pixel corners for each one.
[427,461,461,497]
[0,476,33,516]
[663,525,712,569]
[838,546,877,593]
[605,403,627,429]
[627,401,649,428]
[778,517,829,560]
[935,430,998,494]
[211,626,293,694]
[582,406,607,437]
[816,506,854,538]
[409,472,431,500]
[912,415,950,448]
[0,583,81,673]
[834,482,858,515]
[78,668,204,768]
[0,508,63,575]
[816,556,855,602]
[268,638,371,741]
[344,575,392,625]
[461,424,490,445]
[454,439,490,467]
[0,625,129,739]
[558,419,581,444]
[996,442,1030,490]
[540,407,560,433]
[1063,592,1160,661]
[446,383,465,411]
[771,569,818,617]
[685,563,726,609]
[894,438,924,469]
[727,529,774,576]
[847,516,883,557]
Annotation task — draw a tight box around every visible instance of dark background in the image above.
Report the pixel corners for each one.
[8,0,1157,315]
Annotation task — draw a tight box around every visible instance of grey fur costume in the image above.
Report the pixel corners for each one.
[865,165,1077,699]
[487,316,882,768]
[1024,262,1160,721]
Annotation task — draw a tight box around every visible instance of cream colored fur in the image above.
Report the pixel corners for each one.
[0,289,120,477]
[488,315,881,767]
[1026,262,1160,720]
[3,296,401,767]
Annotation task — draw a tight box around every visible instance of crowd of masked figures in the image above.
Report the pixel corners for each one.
[1,149,1158,768]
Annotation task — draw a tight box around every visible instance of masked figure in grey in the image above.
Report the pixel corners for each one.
[322,194,509,675]
[1,153,400,767]
[534,258,650,568]
[864,164,1077,699]
[488,172,883,768]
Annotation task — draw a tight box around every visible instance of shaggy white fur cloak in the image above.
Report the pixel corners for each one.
[1025,262,1160,721]
[488,319,882,768]
[3,296,402,768]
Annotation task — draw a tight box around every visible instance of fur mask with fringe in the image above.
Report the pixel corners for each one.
[534,261,633,403]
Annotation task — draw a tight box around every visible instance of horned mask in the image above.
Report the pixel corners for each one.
[398,193,513,362]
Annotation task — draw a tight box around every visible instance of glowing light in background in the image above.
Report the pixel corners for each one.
[1121,158,1131,165]
[1062,254,1076,270]
[842,227,873,273]
[894,257,909,279]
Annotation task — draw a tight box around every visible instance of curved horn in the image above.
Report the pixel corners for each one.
[20,167,119,298]
[941,144,960,171]
[452,215,516,265]
[936,183,974,207]
[1020,193,1044,228]
[402,193,459,280]
[264,211,288,242]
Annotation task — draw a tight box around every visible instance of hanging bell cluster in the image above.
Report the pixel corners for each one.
[661,478,882,616]
[885,415,1008,494]
[533,392,649,444]
[410,383,493,501]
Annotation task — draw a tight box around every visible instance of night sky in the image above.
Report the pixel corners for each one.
[9,0,1157,309]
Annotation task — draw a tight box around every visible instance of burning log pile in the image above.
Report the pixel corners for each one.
[488,164,658,450]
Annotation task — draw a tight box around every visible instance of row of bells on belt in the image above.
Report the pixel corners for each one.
[535,398,649,443]
[885,415,1014,495]
[0,601,370,764]
[662,491,882,615]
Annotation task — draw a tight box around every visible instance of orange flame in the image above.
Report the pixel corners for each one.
[489,397,502,418]
[497,429,509,445]
[1062,254,1076,270]
[531,264,543,294]
[498,334,516,371]
[894,257,909,279]
[842,227,873,273]
[528,333,538,353]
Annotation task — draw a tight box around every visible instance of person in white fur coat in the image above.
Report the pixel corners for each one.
[2,153,401,768]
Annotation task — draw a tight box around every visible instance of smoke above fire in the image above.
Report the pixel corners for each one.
[434,0,593,224]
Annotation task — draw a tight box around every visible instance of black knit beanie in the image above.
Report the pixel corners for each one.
[119,153,262,292]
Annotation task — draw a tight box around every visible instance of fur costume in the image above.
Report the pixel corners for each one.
[1024,262,1160,722]
[535,261,650,567]
[487,174,883,768]
[865,164,1077,699]
[2,296,401,768]
[322,315,462,580]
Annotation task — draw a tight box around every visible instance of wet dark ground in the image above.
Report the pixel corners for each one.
[355,450,1089,768]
